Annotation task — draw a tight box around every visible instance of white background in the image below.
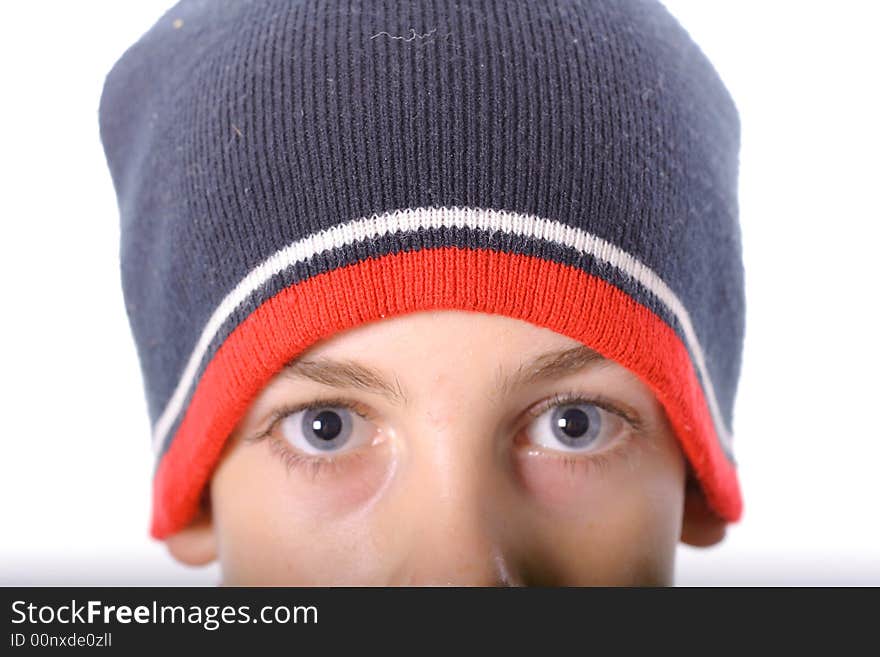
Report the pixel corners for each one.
[1,1,877,585]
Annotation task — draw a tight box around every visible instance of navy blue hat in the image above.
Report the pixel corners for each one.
[98,0,744,538]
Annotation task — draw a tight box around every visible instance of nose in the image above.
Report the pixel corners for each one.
[386,417,520,586]
[393,519,517,586]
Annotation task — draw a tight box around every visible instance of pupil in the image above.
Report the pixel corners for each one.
[557,407,590,438]
[311,410,342,441]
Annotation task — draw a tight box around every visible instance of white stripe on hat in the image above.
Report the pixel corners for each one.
[150,206,733,457]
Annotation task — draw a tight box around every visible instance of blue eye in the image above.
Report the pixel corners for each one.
[525,398,627,454]
[278,405,376,455]
[550,403,601,448]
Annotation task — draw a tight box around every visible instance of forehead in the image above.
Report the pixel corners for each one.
[263,310,649,405]
[304,309,584,357]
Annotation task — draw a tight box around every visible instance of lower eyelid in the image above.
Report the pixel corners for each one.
[511,436,639,509]
[516,432,635,468]
[266,435,362,479]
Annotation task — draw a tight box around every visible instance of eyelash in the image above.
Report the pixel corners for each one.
[524,389,643,430]
[247,391,644,478]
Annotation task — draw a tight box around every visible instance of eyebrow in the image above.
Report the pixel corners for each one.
[280,345,608,406]
[495,344,609,398]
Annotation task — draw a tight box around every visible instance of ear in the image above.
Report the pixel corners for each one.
[164,496,217,566]
[680,475,727,547]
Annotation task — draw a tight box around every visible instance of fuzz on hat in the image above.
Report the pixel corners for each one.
[98,0,745,539]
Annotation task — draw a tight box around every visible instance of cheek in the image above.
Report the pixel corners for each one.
[512,440,686,584]
[209,440,395,584]
[233,439,394,516]
[512,439,682,518]
[512,448,652,515]
[529,492,684,585]
[514,451,600,511]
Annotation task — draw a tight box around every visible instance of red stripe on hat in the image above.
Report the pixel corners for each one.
[150,246,741,538]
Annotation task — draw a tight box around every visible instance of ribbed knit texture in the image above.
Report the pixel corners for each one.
[98,0,745,538]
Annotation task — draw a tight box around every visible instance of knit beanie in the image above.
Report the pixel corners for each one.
[98,0,744,539]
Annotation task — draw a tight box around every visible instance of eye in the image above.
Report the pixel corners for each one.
[523,396,630,455]
[277,404,378,456]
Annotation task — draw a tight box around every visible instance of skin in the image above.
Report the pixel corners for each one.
[167,310,726,585]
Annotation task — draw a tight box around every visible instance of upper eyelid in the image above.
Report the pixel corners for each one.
[525,391,645,433]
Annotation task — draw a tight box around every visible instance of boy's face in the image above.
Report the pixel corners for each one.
[167,310,726,585]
